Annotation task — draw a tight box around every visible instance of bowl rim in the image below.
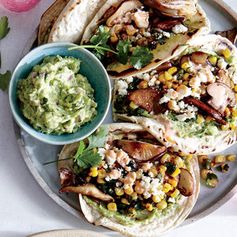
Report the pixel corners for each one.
[9,42,111,145]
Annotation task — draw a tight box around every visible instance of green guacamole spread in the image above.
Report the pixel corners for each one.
[17,56,97,134]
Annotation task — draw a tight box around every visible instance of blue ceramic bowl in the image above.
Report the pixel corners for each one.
[9,42,111,145]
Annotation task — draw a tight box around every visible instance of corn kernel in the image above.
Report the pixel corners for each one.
[221,124,229,131]
[214,155,226,164]
[124,187,134,195]
[89,167,98,177]
[161,154,171,164]
[231,81,235,89]
[183,73,190,80]
[129,101,138,110]
[156,200,167,210]
[158,73,166,82]
[224,108,231,117]
[98,169,106,178]
[164,71,173,80]
[227,154,236,162]
[197,114,205,124]
[136,170,143,179]
[138,80,148,89]
[170,189,180,198]
[171,168,181,178]
[174,157,184,168]
[234,85,237,93]
[163,183,173,193]
[159,165,167,176]
[206,116,214,122]
[152,195,161,203]
[230,123,236,130]
[181,62,190,70]
[146,203,153,212]
[168,67,178,75]
[107,202,117,212]
[150,166,158,176]
[168,178,178,187]
[166,81,173,89]
[232,109,237,118]
[121,198,129,205]
[208,56,217,65]
[131,192,138,200]
[115,188,124,196]
[186,154,193,160]
[97,177,105,184]
[222,48,231,59]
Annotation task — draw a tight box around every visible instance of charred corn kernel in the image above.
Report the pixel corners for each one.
[164,71,173,80]
[183,73,190,80]
[131,192,138,200]
[121,198,129,205]
[221,124,229,131]
[198,155,208,164]
[171,167,181,178]
[159,165,167,176]
[166,81,173,89]
[174,157,184,168]
[129,101,138,110]
[232,109,237,118]
[110,35,118,43]
[201,169,211,180]
[230,123,236,130]
[152,195,161,203]
[214,155,226,164]
[89,167,98,177]
[128,207,136,216]
[170,189,180,198]
[208,56,217,65]
[146,203,153,212]
[115,188,124,196]
[168,67,178,75]
[197,114,205,124]
[222,48,231,59]
[107,202,117,212]
[161,154,171,164]
[124,187,133,195]
[136,170,143,179]
[163,183,173,193]
[234,85,237,93]
[225,108,231,117]
[97,177,105,184]
[98,169,106,178]
[227,154,236,162]
[156,200,167,210]
[138,80,148,89]
[150,166,158,176]
[168,178,178,188]
[158,73,166,82]
[186,154,193,160]
[181,62,190,70]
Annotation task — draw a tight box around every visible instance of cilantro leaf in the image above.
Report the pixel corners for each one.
[0,16,10,40]
[75,149,102,169]
[74,140,86,158]
[130,46,153,69]
[116,40,131,64]
[87,126,109,150]
[0,71,11,91]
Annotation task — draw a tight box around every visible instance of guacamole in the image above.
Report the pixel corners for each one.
[17,55,97,134]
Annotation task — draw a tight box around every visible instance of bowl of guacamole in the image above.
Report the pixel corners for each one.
[9,43,111,145]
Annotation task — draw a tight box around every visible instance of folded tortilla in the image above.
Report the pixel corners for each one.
[113,35,237,155]
[58,123,200,237]
[81,0,210,78]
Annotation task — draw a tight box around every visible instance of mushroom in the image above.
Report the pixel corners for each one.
[60,184,114,202]
[177,168,194,196]
[207,82,236,114]
[106,0,143,27]
[114,140,166,162]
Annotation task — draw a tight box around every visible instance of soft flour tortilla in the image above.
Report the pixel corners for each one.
[47,0,107,43]
[81,0,210,78]
[38,0,70,45]
[113,35,237,155]
[58,123,200,237]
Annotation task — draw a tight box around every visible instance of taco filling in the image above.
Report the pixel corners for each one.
[113,37,237,141]
[59,125,198,230]
[81,0,209,77]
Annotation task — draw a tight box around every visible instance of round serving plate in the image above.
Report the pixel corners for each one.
[14,0,237,234]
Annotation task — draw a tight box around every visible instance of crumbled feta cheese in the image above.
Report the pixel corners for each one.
[132,11,149,28]
[125,76,134,83]
[168,197,176,203]
[117,80,128,95]
[172,24,188,34]
[159,95,170,104]
[228,66,237,84]
[189,76,201,89]
[217,58,228,69]
[143,31,151,37]
[143,73,150,81]
[163,31,171,38]
[148,76,157,87]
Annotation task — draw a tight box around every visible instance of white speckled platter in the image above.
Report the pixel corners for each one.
[14,0,237,235]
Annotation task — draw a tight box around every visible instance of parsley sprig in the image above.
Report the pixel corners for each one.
[70,25,153,70]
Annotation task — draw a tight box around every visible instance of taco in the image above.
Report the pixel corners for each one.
[58,123,199,237]
[37,0,70,45]
[112,35,237,155]
[81,0,209,78]
[47,0,107,43]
